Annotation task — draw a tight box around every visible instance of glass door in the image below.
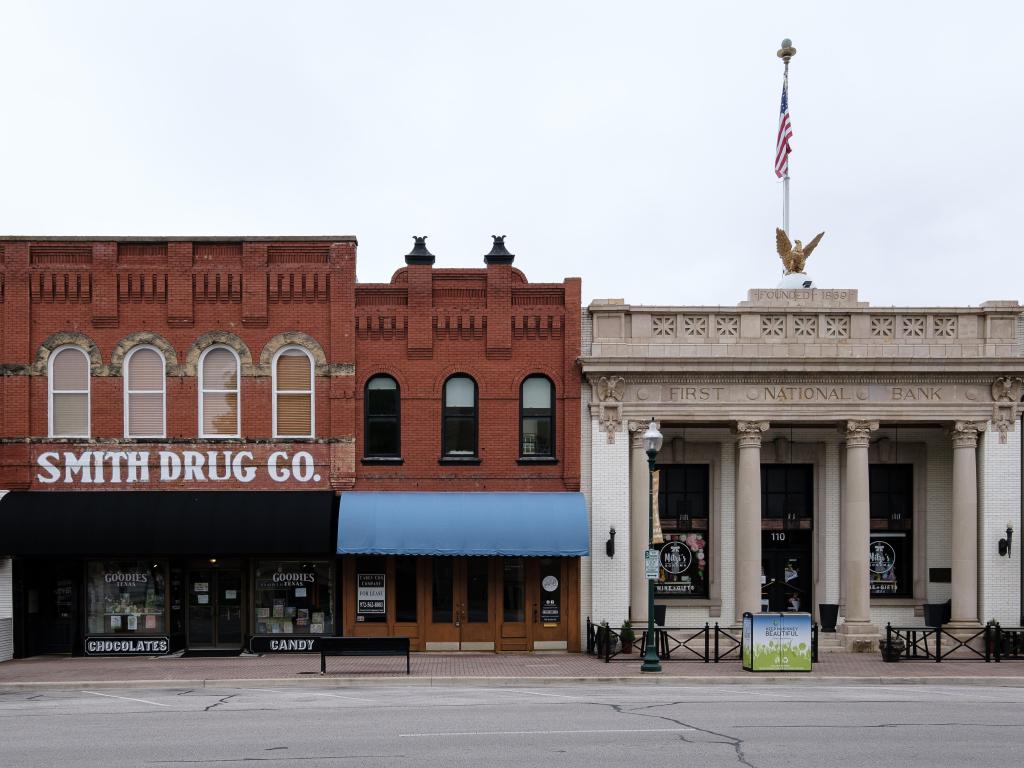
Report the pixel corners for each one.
[498,558,530,651]
[531,558,566,648]
[188,566,243,649]
[423,557,496,650]
[761,531,812,612]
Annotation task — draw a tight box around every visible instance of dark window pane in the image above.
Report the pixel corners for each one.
[445,415,476,455]
[367,417,399,456]
[367,388,397,417]
[395,558,417,623]
[503,559,525,622]
[466,559,489,623]
[521,416,552,456]
[432,559,453,623]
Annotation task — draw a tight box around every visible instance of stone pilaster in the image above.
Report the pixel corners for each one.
[840,420,878,643]
[629,422,651,622]
[734,421,768,622]
[950,421,986,626]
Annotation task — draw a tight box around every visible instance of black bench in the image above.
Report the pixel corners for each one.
[318,636,410,675]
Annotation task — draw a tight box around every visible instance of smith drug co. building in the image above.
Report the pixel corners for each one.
[582,286,1024,649]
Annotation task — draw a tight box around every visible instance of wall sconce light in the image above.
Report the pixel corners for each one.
[606,527,616,558]
[999,526,1013,557]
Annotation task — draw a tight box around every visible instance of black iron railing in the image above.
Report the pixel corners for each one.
[883,622,990,662]
[990,624,1024,661]
[585,617,818,663]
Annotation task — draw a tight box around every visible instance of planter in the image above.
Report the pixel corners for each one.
[818,603,839,633]
[880,637,905,662]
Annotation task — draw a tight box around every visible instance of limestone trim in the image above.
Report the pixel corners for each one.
[108,332,180,376]
[734,421,769,447]
[990,376,1024,443]
[32,332,105,376]
[952,420,987,448]
[184,332,255,377]
[844,420,879,448]
[257,332,330,376]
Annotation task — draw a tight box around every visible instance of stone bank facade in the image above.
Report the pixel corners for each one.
[582,288,1024,649]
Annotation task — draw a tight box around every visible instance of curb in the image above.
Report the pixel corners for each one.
[4,675,1024,691]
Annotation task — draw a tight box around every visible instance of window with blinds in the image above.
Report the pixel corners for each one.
[520,375,554,458]
[274,347,313,437]
[200,347,240,438]
[125,347,166,438]
[49,346,90,437]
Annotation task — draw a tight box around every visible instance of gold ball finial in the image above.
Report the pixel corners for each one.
[777,38,797,62]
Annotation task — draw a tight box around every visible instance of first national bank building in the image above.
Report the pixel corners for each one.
[582,286,1024,649]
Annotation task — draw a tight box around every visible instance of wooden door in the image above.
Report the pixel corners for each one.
[424,557,497,650]
[497,557,530,651]
[531,558,568,649]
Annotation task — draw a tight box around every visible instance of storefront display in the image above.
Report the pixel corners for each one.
[656,465,710,598]
[86,560,166,635]
[254,561,334,635]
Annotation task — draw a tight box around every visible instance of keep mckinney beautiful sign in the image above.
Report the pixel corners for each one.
[32,445,329,489]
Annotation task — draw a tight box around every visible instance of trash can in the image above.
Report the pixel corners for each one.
[653,604,667,627]
[742,612,813,672]
[923,600,951,628]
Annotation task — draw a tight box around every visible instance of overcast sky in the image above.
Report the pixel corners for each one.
[2,2,1022,307]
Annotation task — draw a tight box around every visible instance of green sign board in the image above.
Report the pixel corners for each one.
[742,612,812,672]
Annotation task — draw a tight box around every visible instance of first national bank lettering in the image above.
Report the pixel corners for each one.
[36,448,321,485]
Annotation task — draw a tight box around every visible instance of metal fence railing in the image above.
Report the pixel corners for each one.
[585,617,819,664]
[883,622,990,662]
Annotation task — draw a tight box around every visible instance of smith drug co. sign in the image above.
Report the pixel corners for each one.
[31,445,330,490]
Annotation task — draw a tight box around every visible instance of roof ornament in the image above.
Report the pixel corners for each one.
[404,236,435,266]
[483,235,515,265]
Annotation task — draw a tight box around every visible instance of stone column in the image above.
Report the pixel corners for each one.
[950,421,985,626]
[841,420,878,637]
[629,423,652,622]
[735,421,768,623]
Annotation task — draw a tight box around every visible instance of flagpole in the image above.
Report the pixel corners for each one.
[777,39,796,235]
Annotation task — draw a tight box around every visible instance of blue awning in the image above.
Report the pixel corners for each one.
[337,492,589,557]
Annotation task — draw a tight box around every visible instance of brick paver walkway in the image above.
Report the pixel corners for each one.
[3,650,1024,686]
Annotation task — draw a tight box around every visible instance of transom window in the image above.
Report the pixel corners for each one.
[442,375,477,457]
[520,376,554,458]
[124,346,166,438]
[273,347,314,438]
[49,346,90,437]
[761,465,813,530]
[199,346,240,438]
[365,376,400,457]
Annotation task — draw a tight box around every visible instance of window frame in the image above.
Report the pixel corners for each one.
[48,344,91,438]
[518,374,556,461]
[198,345,241,439]
[654,463,712,599]
[363,375,401,459]
[272,345,315,439]
[123,345,167,439]
[868,463,914,599]
[440,374,479,460]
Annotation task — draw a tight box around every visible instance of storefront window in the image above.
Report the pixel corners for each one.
[254,561,334,635]
[356,556,387,623]
[869,465,913,597]
[655,464,710,598]
[395,558,418,623]
[87,561,166,634]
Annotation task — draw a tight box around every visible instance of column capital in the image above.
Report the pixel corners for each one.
[952,420,987,449]
[628,420,649,449]
[843,420,878,447]
[734,421,769,448]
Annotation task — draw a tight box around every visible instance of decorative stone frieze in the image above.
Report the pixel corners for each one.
[933,316,957,338]
[652,316,676,337]
[988,376,1023,443]
[682,315,707,337]
[902,316,925,338]
[761,316,785,338]
[716,315,739,337]
[823,315,850,338]
[870,316,894,338]
[793,315,816,337]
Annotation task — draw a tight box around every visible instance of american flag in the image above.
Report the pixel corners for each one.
[775,80,792,178]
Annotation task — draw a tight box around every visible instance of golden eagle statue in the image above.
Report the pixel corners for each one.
[775,227,825,275]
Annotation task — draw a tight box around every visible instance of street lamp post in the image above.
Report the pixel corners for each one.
[641,419,663,673]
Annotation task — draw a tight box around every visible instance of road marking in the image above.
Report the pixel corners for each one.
[401,727,695,737]
[80,690,170,708]
[247,687,375,703]
[484,688,591,700]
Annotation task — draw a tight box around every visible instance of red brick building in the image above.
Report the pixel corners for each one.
[0,235,585,659]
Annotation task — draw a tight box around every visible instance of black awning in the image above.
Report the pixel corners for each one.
[0,491,337,557]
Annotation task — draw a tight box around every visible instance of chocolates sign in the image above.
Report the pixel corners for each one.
[85,636,170,655]
[31,445,330,489]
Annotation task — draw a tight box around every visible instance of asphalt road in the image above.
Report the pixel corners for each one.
[1,682,1022,767]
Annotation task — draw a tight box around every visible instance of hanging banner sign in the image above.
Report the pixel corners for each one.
[30,444,330,490]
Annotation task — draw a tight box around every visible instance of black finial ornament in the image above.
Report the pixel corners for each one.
[484,235,514,265]
[405,235,435,266]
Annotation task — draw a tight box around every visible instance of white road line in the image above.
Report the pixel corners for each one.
[484,688,592,700]
[247,687,375,703]
[401,727,695,737]
[80,690,170,708]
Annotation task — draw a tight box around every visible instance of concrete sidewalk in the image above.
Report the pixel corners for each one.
[3,651,1024,689]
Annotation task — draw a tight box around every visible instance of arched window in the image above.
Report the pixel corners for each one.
[273,347,314,438]
[49,346,90,437]
[199,346,240,438]
[442,375,477,457]
[365,376,400,458]
[124,346,166,438]
[520,375,554,458]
